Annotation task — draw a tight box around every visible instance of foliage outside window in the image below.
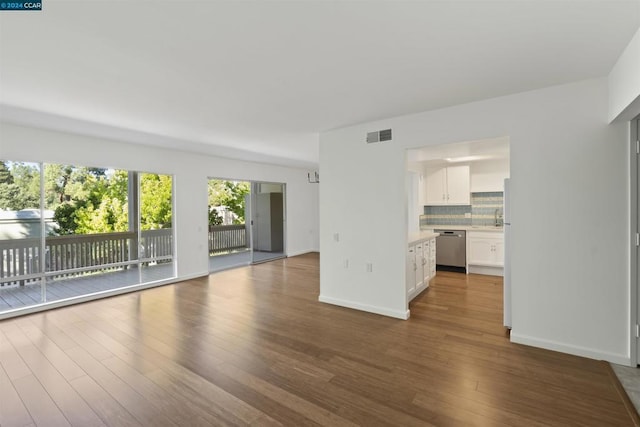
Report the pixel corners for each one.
[208,180,249,226]
[1,161,173,236]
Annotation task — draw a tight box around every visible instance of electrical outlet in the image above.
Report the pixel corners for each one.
[333,233,340,242]
[366,262,373,273]
[343,259,349,268]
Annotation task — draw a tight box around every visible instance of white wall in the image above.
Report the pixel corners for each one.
[320,78,630,364]
[609,27,640,122]
[0,123,320,280]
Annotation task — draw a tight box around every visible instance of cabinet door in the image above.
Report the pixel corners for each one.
[407,245,416,296]
[423,241,431,285]
[493,240,505,267]
[415,243,424,290]
[445,165,470,205]
[468,238,494,265]
[418,173,427,207]
[425,167,447,205]
[429,238,436,279]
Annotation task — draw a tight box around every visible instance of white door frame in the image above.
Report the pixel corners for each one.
[631,117,639,366]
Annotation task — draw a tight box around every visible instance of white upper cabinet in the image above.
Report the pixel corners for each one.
[446,165,471,204]
[418,173,427,207]
[470,159,510,193]
[425,165,470,205]
[425,167,447,204]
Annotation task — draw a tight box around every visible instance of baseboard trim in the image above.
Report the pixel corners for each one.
[467,265,504,277]
[510,331,630,365]
[179,271,210,281]
[287,249,319,257]
[318,295,409,320]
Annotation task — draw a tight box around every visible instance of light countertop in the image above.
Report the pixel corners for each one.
[408,231,440,245]
[421,225,504,233]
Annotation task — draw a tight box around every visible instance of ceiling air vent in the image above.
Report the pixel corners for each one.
[366,128,392,144]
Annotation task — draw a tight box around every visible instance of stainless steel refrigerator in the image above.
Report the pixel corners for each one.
[503,178,512,329]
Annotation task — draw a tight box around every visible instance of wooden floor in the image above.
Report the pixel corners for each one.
[0,253,635,426]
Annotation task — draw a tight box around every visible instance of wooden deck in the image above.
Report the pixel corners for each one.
[0,263,174,312]
[0,253,636,426]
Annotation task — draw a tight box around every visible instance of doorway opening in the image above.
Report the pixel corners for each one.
[208,178,251,272]
[631,116,640,366]
[207,178,286,272]
[405,136,511,316]
[250,182,286,264]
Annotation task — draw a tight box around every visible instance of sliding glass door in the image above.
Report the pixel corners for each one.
[0,162,44,311]
[250,182,286,264]
[207,178,251,272]
[206,178,286,271]
[0,160,175,315]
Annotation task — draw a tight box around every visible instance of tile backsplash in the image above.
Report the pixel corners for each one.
[422,205,471,226]
[420,192,504,227]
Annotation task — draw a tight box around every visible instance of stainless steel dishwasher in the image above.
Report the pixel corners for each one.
[434,229,466,272]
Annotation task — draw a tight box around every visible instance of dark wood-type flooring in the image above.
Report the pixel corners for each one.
[0,253,635,426]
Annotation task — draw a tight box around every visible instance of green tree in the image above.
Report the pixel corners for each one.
[0,162,40,210]
[53,203,80,235]
[0,162,14,184]
[75,196,128,233]
[209,208,223,226]
[208,180,249,224]
[44,164,73,206]
[53,167,128,235]
[140,173,172,230]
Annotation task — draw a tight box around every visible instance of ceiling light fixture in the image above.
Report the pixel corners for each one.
[444,155,491,163]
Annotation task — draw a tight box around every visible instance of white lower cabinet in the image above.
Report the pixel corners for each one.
[429,238,436,278]
[406,245,417,296]
[407,236,437,301]
[467,231,504,268]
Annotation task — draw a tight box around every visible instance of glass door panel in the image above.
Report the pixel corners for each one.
[251,182,286,264]
[42,165,139,302]
[207,178,251,272]
[0,161,44,311]
[139,172,175,283]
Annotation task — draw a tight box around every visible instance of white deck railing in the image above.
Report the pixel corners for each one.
[208,224,247,254]
[0,229,173,287]
[1,225,248,286]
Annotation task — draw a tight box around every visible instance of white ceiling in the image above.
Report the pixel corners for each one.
[1,1,639,168]
[408,136,510,163]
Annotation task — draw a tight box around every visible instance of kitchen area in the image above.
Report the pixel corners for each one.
[406,137,511,324]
